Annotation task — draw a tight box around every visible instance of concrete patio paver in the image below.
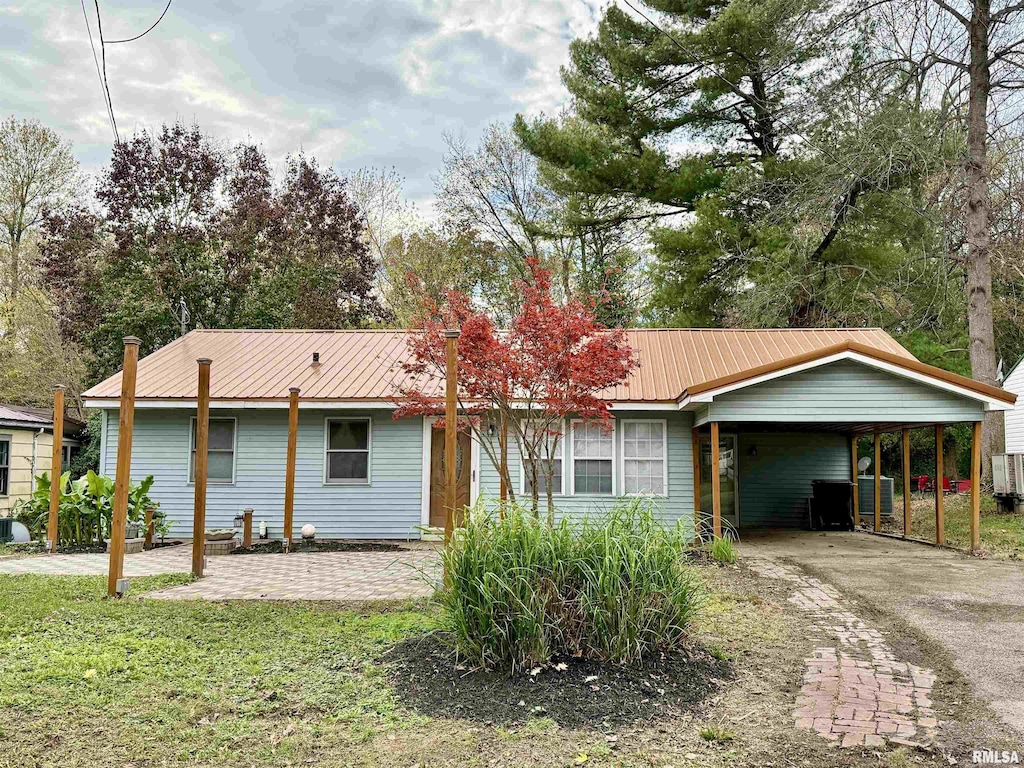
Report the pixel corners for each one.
[0,544,441,601]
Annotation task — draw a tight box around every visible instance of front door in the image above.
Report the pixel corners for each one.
[429,429,472,529]
[700,433,740,533]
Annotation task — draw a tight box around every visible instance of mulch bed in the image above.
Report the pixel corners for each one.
[384,632,732,728]
[229,539,401,555]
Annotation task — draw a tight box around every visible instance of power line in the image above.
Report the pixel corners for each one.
[92,0,120,143]
[80,0,118,144]
[617,0,929,219]
[107,0,173,44]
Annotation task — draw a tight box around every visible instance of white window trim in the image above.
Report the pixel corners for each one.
[619,418,669,498]
[569,419,616,496]
[188,416,237,486]
[519,419,567,497]
[324,416,372,486]
[0,434,10,497]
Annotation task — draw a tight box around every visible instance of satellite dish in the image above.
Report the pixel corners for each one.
[858,457,871,472]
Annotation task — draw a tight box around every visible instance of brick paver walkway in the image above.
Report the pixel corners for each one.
[0,545,441,601]
[748,557,939,749]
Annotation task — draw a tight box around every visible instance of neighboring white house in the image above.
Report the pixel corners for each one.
[1003,356,1024,453]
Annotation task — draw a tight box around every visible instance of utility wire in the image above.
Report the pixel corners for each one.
[107,0,173,44]
[80,0,118,144]
[92,0,120,143]
[617,0,930,219]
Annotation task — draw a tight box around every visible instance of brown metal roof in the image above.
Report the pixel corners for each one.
[81,327,934,404]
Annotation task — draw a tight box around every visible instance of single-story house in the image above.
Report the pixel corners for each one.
[0,404,85,517]
[81,328,1016,540]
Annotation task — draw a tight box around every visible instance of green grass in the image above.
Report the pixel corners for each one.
[0,573,435,767]
[887,495,1024,558]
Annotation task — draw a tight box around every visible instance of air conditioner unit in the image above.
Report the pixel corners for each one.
[857,475,894,519]
[992,453,1024,512]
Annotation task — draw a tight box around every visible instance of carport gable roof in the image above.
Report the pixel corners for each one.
[80,327,1012,409]
[681,340,1016,410]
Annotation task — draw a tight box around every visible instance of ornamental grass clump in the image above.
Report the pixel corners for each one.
[437,498,706,672]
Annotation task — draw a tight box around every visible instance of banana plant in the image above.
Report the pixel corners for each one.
[13,471,158,548]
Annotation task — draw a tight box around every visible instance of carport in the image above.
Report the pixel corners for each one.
[686,342,1016,551]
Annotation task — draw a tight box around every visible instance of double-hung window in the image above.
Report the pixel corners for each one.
[0,436,9,495]
[572,421,614,495]
[190,417,236,484]
[325,418,371,484]
[621,420,667,495]
[521,421,564,496]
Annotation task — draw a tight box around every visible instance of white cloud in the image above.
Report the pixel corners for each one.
[1,0,604,204]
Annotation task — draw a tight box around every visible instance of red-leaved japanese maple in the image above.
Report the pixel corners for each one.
[394,260,637,518]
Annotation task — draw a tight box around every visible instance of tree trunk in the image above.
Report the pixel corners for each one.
[965,0,1002,485]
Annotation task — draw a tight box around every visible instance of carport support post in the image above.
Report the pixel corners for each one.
[873,430,882,533]
[283,387,299,552]
[902,428,912,537]
[970,421,982,552]
[46,385,65,553]
[444,329,460,542]
[710,421,722,538]
[107,337,140,598]
[191,358,212,579]
[692,427,701,535]
[935,424,945,545]
[851,436,859,525]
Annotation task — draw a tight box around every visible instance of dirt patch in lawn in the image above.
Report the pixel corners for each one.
[385,631,732,728]
[229,539,401,555]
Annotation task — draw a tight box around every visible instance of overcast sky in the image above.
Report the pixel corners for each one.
[1,0,603,209]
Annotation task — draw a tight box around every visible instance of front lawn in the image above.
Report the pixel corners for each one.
[0,569,940,767]
[882,494,1024,558]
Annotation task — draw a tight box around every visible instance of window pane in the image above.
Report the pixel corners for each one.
[0,467,7,495]
[574,422,612,459]
[0,440,9,466]
[574,459,612,494]
[328,451,369,481]
[329,420,369,450]
[207,451,234,481]
[624,459,664,495]
[190,450,234,482]
[208,420,235,450]
[525,459,561,495]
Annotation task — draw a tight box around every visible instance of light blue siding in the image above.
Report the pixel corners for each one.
[735,432,850,528]
[706,361,985,424]
[477,411,696,536]
[102,409,424,539]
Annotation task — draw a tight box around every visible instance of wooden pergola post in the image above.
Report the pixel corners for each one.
[851,435,859,526]
[934,424,945,545]
[970,421,982,553]
[46,386,65,553]
[444,329,460,541]
[191,358,212,579]
[873,430,882,532]
[692,427,702,535]
[902,428,912,537]
[710,421,722,538]
[107,337,140,598]
[242,508,253,548]
[283,387,299,551]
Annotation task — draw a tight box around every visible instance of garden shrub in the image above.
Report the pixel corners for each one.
[709,535,736,565]
[437,498,706,672]
[13,470,161,547]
